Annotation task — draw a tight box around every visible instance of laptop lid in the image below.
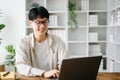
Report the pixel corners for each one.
[59,56,102,80]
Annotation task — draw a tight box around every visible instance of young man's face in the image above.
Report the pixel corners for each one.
[30,17,49,36]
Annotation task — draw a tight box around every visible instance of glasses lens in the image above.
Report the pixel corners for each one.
[34,21,49,26]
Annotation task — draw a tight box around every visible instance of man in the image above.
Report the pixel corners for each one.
[16,6,67,78]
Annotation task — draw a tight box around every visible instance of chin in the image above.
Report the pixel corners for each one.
[38,32,46,36]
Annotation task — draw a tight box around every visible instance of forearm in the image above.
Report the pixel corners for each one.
[16,63,45,76]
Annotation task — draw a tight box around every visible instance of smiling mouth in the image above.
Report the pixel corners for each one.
[40,29,45,32]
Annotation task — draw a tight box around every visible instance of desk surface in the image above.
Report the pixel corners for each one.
[15,72,120,80]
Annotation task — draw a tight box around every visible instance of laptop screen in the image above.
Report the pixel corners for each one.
[59,56,102,80]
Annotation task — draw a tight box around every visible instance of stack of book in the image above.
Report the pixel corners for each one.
[89,15,98,26]
[110,14,115,26]
[48,30,66,43]
[89,32,98,42]
[116,10,120,25]
[49,14,58,27]
[89,44,102,56]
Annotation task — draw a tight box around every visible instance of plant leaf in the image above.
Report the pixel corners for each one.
[0,24,5,30]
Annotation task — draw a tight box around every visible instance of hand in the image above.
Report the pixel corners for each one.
[42,69,60,78]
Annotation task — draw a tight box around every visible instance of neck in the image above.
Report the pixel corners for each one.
[34,33,47,43]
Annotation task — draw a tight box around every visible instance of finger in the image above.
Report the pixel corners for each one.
[56,70,60,74]
[54,69,60,74]
[52,73,56,78]
[44,71,53,78]
[54,70,60,78]
[53,71,59,78]
[55,72,59,78]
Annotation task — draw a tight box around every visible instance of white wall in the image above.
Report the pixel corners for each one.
[0,0,26,64]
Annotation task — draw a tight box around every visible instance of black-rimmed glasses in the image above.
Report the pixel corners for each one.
[33,20,49,26]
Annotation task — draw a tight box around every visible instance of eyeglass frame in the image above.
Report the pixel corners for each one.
[33,19,49,26]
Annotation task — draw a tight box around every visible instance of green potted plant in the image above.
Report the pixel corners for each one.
[5,44,16,72]
[68,1,78,31]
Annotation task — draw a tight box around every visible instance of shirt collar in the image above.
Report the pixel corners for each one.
[31,33,53,48]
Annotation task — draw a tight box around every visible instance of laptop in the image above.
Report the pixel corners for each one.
[47,56,102,80]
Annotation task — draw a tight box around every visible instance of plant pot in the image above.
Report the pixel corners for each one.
[0,65,5,72]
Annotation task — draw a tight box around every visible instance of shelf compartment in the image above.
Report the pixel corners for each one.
[107,43,116,60]
[48,29,66,43]
[115,44,120,62]
[89,27,107,41]
[89,0,107,10]
[99,57,107,72]
[76,12,87,26]
[68,12,87,27]
[89,12,107,25]
[107,27,116,42]
[89,43,106,56]
[103,57,107,70]
[69,0,88,11]
[109,0,120,10]
[109,10,117,26]
[49,13,66,26]
[46,0,66,11]
[115,27,120,43]
[26,0,44,11]
[68,28,87,41]
[114,62,120,72]
[68,43,88,57]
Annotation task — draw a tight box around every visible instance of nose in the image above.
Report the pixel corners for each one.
[39,23,45,28]
[39,24,46,30]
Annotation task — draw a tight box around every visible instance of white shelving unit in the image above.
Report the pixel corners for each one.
[25,0,120,72]
[67,0,108,72]
[88,0,108,72]
[68,0,88,59]
[107,0,120,72]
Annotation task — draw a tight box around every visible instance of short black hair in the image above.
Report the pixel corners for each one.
[28,6,49,20]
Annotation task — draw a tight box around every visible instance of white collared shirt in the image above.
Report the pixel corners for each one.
[16,33,67,76]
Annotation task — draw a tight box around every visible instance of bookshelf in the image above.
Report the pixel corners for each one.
[67,0,108,72]
[88,0,107,72]
[107,0,120,72]
[25,0,120,72]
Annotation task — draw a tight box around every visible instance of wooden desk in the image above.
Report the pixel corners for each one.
[97,72,120,80]
[16,72,120,80]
